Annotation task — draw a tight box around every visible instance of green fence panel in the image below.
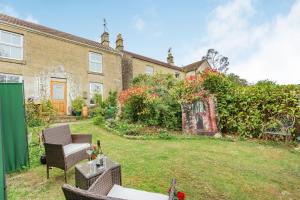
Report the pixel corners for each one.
[0,98,6,199]
[0,83,28,173]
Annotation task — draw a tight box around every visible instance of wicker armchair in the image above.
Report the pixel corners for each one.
[43,124,92,182]
[62,168,176,200]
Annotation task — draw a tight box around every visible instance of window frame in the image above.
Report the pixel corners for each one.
[0,73,23,83]
[0,29,23,60]
[89,52,103,73]
[145,65,154,75]
[89,82,103,105]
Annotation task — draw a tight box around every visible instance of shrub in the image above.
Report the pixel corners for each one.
[119,74,182,130]
[123,129,141,136]
[26,99,54,127]
[91,91,118,126]
[93,115,105,126]
[158,130,175,140]
[107,120,143,136]
[72,96,85,113]
[203,72,300,138]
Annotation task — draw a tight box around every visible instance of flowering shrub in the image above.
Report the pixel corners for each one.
[119,74,182,130]
[171,68,218,104]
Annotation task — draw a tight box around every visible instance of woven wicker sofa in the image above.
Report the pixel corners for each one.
[62,167,176,200]
[43,124,92,182]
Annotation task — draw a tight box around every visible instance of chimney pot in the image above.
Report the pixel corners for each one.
[167,49,174,65]
[116,33,124,51]
[101,32,110,47]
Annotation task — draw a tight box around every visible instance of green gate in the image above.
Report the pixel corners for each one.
[0,83,29,174]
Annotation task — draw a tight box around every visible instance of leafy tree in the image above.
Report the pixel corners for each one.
[227,73,248,86]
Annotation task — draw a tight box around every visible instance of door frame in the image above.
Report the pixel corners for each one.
[50,78,67,115]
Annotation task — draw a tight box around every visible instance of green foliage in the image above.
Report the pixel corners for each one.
[203,72,300,138]
[72,96,85,113]
[92,90,118,126]
[158,129,175,140]
[93,115,105,126]
[121,74,182,130]
[28,126,46,167]
[26,99,55,127]
[107,120,142,136]
[227,73,248,86]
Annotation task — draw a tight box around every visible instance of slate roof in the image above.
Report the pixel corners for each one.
[182,60,206,72]
[123,50,182,71]
[0,13,208,73]
[0,13,117,53]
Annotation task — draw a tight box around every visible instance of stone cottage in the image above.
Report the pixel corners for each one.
[0,14,211,115]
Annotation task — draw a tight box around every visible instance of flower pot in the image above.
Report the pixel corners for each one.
[82,106,89,118]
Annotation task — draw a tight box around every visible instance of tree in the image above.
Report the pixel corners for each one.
[202,49,229,73]
[227,73,248,86]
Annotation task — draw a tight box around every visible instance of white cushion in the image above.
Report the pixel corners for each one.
[63,143,90,157]
[107,184,169,200]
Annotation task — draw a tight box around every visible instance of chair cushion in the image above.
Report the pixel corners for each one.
[63,143,90,157]
[107,184,169,200]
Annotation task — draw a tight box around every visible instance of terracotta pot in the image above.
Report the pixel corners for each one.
[82,106,88,118]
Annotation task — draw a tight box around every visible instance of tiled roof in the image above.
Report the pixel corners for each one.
[0,14,208,73]
[123,50,183,71]
[0,14,118,53]
[182,60,206,72]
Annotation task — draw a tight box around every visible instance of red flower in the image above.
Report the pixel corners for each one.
[177,191,185,200]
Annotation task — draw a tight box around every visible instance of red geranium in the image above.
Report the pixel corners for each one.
[177,191,185,200]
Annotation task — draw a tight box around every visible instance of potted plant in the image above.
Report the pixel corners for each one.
[72,96,84,116]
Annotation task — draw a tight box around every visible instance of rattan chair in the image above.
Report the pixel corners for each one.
[62,168,176,200]
[43,124,92,182]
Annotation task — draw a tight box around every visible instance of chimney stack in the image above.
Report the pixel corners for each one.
[115,33,124,51]
[101,31,110,47]
[167,48,174,65]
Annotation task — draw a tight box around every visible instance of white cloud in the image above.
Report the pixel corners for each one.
[181,0,300,84]
[134,16,145,31]
[0,4,39,24]
[25,14,39,24]
[0,4,19,17]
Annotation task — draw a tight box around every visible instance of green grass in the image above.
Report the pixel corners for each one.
[7,120,300,200]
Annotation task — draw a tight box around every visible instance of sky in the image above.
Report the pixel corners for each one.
[0,0,299,84]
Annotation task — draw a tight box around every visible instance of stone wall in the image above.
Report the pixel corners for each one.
[131,57,183,79]
[0,23,122,114]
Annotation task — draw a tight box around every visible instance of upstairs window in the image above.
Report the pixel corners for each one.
[0,73,22,83]
[89,82,103,105]
[0,30,23,60]
[145,65,154,75]
[175,72,180,79]
[89,52,102,73]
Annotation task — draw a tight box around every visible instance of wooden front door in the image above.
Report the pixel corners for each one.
[50,79,67,115]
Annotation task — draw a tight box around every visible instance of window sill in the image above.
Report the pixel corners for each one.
[0,57,26,65]
[88,71,104,76]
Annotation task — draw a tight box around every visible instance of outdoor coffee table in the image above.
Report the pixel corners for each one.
[75,157,121,190]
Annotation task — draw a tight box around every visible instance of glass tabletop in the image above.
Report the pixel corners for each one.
[76,157,119,179]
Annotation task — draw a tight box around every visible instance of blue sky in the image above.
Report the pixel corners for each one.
[0,0,299,84]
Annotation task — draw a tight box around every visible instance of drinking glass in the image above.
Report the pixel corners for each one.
[86,147,93,162]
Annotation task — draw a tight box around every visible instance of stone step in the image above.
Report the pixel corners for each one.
[50,115,78,124]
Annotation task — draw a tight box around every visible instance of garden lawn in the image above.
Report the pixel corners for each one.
[7,120,300,200]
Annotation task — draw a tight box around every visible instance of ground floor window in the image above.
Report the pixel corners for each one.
[0,73,22,83]
[89,82,103,105]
